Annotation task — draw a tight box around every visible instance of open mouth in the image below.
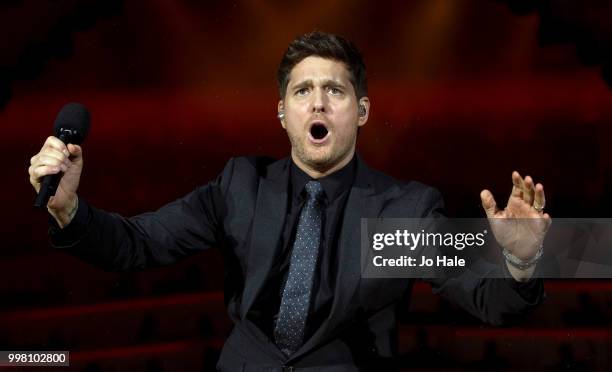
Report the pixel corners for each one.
[310,123,329,140]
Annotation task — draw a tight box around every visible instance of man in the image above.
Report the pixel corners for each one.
[29,32,549,371]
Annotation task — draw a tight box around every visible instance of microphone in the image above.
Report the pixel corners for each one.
[33,102,90,209]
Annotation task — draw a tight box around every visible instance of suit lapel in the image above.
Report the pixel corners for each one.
[240,158,290,318]
[289,155,386,361]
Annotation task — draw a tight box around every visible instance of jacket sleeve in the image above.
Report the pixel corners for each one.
[419,187,545,326]
[48,158,236,272]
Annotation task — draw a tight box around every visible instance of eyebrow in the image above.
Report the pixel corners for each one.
[290,79,347,90]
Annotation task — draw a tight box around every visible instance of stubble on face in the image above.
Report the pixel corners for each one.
[287,123,357,173]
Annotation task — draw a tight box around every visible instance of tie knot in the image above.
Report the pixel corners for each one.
[304,180,324,201]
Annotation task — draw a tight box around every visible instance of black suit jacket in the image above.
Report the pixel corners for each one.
[51,155,543,371]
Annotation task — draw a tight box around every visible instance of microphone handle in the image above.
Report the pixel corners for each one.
[33,133,69,209]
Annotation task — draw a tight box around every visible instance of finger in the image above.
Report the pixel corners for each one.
[534,183,546,210]
[523,175,535,205]
[28,163,62,193]
[35,154,69,172]
[38,147,67,164]
[480,189,499,218]
[43,136,69,155]
[510,171,524,199]
[31,164,62,179]
[67,144,82,158]
[36,154,64,167]
[29,167,41,193]
[536,212,552,231]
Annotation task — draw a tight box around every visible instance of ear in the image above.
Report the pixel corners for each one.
[357,97,370,127]
[277,100,286,129]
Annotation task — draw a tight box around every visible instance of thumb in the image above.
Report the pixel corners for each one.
[67,144,82,157]
[480,189,498,218]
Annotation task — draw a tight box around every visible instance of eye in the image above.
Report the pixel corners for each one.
[295,87,310,96]
[328,87,343,95]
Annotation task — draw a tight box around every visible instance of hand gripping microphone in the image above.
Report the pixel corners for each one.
[33,102,90,209]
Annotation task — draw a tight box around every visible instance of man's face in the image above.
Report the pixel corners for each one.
[279,56,369,176]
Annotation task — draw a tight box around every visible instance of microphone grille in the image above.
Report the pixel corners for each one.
[53,102,90,144]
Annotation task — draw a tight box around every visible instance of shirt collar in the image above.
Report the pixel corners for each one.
[290,154,357,203]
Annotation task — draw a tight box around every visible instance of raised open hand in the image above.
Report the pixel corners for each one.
[480,171,551,261]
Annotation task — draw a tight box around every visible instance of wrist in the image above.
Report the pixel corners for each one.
[503,245,543,281]
[49,195,79,228]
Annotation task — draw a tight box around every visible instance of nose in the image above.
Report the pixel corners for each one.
[311,88,326,114]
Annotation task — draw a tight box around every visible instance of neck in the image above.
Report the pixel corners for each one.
[292,150,355,179]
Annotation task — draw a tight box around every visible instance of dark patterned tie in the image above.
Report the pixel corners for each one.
[274,180,324,356]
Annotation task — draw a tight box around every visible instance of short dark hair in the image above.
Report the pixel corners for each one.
[277,31,368,99]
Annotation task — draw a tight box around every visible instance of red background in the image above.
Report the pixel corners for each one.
[2,1,612,370]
